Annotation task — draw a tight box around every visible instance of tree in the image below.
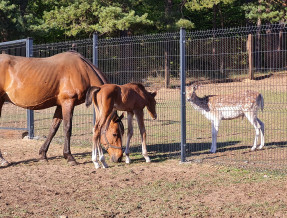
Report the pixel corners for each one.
[29,0,153,41]
[0,0,24,41]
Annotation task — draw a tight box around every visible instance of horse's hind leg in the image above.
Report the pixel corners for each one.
[0,98,9,167]
[135,110,150,163]
[39,106,62,161]
[61,100,77,165]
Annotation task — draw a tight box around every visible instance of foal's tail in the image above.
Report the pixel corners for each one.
[85,86,101,108]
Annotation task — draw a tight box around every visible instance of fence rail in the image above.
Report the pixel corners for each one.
[0,23,286,171]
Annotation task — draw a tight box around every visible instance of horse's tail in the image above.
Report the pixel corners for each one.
[85,86,101,108]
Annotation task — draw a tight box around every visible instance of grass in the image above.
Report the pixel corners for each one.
[0,76,286,170]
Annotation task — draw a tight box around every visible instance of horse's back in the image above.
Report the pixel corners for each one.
[0,52,93,109]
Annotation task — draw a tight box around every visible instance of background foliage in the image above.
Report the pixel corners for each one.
[0,0,286,43]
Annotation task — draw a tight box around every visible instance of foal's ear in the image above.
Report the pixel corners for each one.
[150,91,157,98]
[115,112,124,122]
[85,86,101,107]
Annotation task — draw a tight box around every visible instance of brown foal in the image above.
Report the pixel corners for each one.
[86,83,157,163]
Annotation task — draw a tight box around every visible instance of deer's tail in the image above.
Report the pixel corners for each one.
[257,94,264,112]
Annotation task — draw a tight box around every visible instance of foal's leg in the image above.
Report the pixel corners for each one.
[0,98,9,166]
[134,110,150,162]
[125,112,134,164]
[39,106,62,160]
[61,100,77,165]
[91,127,101,169]
[0,150,9,167]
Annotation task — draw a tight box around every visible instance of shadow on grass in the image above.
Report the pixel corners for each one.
[128,140,242,163]
[3,140,287,168]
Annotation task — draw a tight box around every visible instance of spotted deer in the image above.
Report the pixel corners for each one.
[186,84,265,153]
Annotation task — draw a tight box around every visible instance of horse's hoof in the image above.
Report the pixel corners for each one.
[68,160,78,166]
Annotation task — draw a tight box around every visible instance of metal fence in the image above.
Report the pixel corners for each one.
[0,24,286,170]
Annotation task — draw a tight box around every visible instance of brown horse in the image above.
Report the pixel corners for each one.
[0,51,123,167]
[86,83,157,163]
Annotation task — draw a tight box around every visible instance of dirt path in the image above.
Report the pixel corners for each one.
[1,138,287,217]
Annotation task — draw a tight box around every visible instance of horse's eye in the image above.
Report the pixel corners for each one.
[113,133,117,137]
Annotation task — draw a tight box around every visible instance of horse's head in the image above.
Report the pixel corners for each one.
[100,111,124,163]
[147,91,157,120]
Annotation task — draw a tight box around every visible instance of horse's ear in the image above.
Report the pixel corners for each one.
[85,86,100,107]
[150,91,157,98]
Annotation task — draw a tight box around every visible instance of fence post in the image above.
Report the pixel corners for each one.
[180,28,186,162]
[247,34,254,80]
[26,38,34,139]
[92,33,98,125]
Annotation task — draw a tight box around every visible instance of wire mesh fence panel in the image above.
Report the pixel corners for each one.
[0,42,28,134]
[32,39,94,146]
[2,24,286,170]
[98,33,181,158]
[185,24,287,171]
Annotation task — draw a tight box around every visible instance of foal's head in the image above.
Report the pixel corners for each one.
[100,111,124,163]
[146,91,157,120]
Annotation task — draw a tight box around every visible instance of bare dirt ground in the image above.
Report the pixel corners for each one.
[1,138,287,217]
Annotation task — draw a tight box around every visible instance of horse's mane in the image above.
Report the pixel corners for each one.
[67,50,108,84]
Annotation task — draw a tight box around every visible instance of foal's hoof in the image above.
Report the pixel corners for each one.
[145,156,151,163]
[68,160,78,166]
[0,161,10,167]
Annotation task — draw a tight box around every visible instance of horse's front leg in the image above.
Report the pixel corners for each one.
[0,99,9,167]
[61,100,77,166]
[39,106,62,161]
[135,110,150,163]
[125,112,134,164]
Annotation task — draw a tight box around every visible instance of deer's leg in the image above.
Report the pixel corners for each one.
[61,100,77,165]
[125,112,134,164]
[245,112,260,151]
[39,106,62,161]
[0,99,9,167]
[135,110,150,162]
[257,118,265,149]
[211,120,220,153]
